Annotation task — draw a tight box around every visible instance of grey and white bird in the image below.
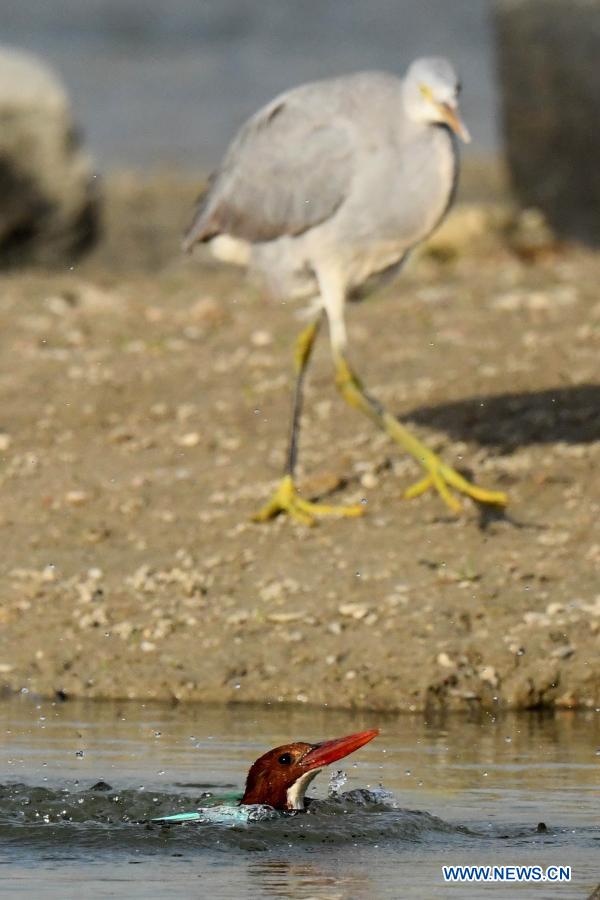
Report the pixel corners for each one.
[184,57,507,524]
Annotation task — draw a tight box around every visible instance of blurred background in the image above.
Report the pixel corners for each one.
[2,0,496,169]
[2,0,599,264]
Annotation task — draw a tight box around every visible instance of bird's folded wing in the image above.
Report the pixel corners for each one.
[184,96,354,246]
[152,811,204,824]
[152,805,256,826]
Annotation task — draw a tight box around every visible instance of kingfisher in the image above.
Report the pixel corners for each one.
[152,728,379,825]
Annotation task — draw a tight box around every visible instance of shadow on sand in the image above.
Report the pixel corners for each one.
[403,384,599,453]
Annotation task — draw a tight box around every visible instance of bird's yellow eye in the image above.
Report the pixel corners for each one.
[419,83,433,102]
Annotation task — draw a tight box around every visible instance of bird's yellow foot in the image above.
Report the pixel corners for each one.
[252,475,365,526]
[404,458,507,513]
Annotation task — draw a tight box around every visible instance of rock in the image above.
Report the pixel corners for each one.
[494,0,600,245]
[0,47,99,266]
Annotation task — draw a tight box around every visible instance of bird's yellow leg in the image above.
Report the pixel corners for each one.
[252,319,365,525]
[334,354,507,513]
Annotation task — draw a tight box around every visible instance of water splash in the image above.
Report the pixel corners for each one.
[327,769,347,798]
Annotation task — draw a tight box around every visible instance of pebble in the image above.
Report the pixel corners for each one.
[537,531,570,547]
[360,472,379,489]
[437,652,455,668]
[175,432,201,448]
[550,645,575,660]
[260,578,301,602]
[250,329,272,347]
[479,666,499,687]
[266,612,305,624]
[338,603,370,620]
[65,490,90,506]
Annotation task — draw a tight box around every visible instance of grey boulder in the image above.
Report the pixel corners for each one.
[495,0,600,246]
[0,47,99,266]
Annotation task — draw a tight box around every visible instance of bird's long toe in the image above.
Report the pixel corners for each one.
[404,461,507,513]
[252,475,365,526]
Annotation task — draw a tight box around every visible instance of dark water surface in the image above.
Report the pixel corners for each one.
[1,698,598,898]
[1,0,497,168]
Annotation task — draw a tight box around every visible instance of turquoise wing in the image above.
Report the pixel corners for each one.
[152,811,205,824]
[152,802,277,826]
[152,791,243,824]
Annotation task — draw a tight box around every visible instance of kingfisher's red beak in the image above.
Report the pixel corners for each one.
[299,729,379,771]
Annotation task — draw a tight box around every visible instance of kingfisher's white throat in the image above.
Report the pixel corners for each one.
[285,768,322,810]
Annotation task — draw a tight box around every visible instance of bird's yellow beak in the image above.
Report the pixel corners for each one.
[437,102,471,144]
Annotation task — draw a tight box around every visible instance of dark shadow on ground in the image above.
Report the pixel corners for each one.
[403,384,599,452]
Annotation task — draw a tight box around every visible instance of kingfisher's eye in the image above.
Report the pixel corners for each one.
[278,753,292,765]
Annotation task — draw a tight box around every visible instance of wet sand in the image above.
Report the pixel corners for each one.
[0,170,599,711]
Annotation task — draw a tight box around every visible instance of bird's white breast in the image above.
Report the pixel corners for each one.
[311,122,458,294]
[286,769,321,810]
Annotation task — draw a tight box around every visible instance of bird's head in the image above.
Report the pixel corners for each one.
[404,56,470,143]
[240,729,379,811]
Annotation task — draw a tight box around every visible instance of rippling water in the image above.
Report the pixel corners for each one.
[1,698,598,897]
[1,0,496,168]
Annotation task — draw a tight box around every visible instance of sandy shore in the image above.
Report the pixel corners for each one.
[0,170,599,712]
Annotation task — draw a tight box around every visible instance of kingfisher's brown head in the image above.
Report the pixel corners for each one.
[240,729,379,811]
